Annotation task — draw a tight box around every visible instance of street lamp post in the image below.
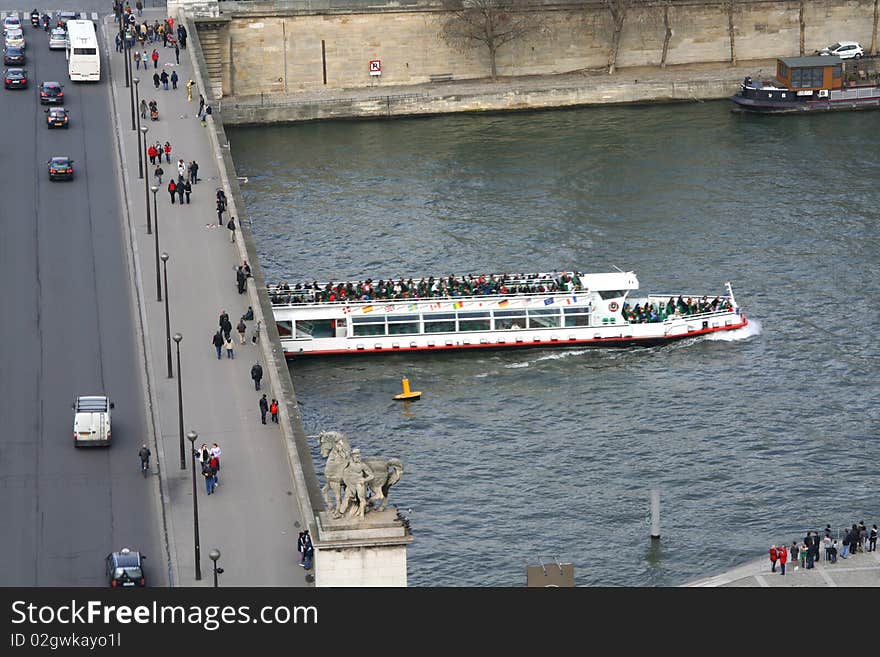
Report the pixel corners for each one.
[151,185,161,302]
[141,126,151,233]
[209,549,224,588]
[161,253,172,378]
[174,334,185,470]
[122,26,130,89]
[128,49,136,130]
[134,78,143,177]
[187,430,202,580]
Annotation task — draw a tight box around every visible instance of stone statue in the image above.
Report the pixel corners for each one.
[316,431,405,519]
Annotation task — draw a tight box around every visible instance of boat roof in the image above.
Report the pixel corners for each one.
[779,55,841,67]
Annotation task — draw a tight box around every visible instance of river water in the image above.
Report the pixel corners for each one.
[227,102,880,586]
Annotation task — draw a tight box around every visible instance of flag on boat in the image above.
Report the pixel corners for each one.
[362,305,374,314]
[566,296,578,305]
[407,303,418,311]
[342,306,351,314]
[543,298,555,306]
[453,301,463,309]
[385,304,395,312]
[498,299,509,307]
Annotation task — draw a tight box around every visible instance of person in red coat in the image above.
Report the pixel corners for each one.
[777,543,787,575]
[147,143,158,165]
[769,545,778,573]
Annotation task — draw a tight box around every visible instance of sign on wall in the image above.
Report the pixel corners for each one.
[369,59,381,77]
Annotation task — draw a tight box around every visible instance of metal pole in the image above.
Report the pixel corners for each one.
[162,253,172,378]
[128,46,135,130]
[123,29,130,88]
[175,334,185,470]
[134,79,143,177]
[187,430,202,580]
[152,187,161,302]
[142,128,151,233]
[650,489,661,540]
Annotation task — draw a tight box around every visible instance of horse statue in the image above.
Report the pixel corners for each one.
[315,431,405,519]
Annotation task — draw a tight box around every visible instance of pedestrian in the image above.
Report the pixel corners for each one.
[251,362,263,391]
[302,530,314,570]
[768,545,778,573]
[134,49,141,69]
[224,335,234,359]
[804,533,814,569]
[830,540,838,563]
[184,180,192,204]
[174,42,180,64]
[151,48,159,69]
[798,542,807,568]
[871,525,878,552]
[297,531,306,566]
[167,179,177,204]
[219,309,229,333]
[216,198,225,223]
[227,216,236,243]
[140,98,148,120]
[270,398,279,423]
[202,458,216,495]
[236,318,247,345]
[242,260,252,278]
[242,306,254,321]
[217,188,227,210]
[210,443,221,482]
[136,0,143,16]
[164,141,172,163]
[115,32,122,52]
[177,159,186,179]
[259,393,269,424]
[778,542,787,575]
[823,533,833,561]
[162,27,168,48]
[197,94,204,118]
[152,71,160,88]
[842,532,851,559]
[147,143,158,165]
[252,319,262,344]
[170,70,178,90]
[190,160,199,184]
[179,24,187,49]
[153,164,164,186]
[160,70,169,90]
[222,316,233,342]
[212,330,223,359]
[186,79,194,102]
[236,266,247,294]
[177,178,185,204]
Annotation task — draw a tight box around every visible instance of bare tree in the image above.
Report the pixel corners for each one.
[439,0,541,81]
[872,0,879,55]
[726,0,737,65]
[659,0,673,68]
[798,0,805,56]
[605,0,631,75]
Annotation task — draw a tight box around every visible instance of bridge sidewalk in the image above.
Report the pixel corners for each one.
[104,10,308,586]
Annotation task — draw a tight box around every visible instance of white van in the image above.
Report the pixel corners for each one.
[72,395,114,447]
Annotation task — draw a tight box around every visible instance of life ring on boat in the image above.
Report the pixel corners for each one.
[608,302,619,312]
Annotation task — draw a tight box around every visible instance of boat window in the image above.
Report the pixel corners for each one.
[387,314,420,323]
[352,320,386,337]
[832,65,841,81]
[459,318,490,331]
[598,290,625,300]
[424,313,455,321]
[276,320,292,337]
[527,308,560,329]
[564,307,591,327]
[495,314,526,330]
[296,319,335,339]
[424,319,455,333]
[388,322,420,335]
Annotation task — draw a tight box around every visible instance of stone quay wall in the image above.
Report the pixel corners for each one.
[195,0,875,102]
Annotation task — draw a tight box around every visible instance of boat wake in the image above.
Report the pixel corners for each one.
[504,349,592,368]
[704,318,762,341]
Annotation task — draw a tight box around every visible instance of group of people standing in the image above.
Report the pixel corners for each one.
[769,522,878,575]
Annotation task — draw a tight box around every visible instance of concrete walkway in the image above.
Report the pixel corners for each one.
[105,10,308,586]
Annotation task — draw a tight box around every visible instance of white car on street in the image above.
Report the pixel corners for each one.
[48,28,67,50]
[3,15,21,33]
[818,41,864,59]
[5,28,24,50]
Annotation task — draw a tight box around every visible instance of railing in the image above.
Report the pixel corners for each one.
[268,288,582,308]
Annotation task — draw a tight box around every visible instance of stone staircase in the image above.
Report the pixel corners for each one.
[195,24,225,99]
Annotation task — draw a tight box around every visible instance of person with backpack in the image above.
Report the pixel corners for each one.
[236,318,247,345]
[167,178,177,204]
[768,545,778,573]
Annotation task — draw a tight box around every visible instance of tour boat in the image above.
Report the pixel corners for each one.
[269,270,748,357]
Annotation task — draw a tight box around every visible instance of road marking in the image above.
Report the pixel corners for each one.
[91,12,98,20]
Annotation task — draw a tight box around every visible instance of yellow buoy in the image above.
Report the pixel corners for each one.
[393,377,421,401]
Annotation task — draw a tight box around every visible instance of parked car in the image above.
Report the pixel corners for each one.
[48,28,67,50]
[46,106,69,128]
[48,156,74,181]
[105,548,146,588]
[38,80,63,104]
[4,67,28,89]
[3,46,25,66]
[5,28,25,50]
[818,41,864,59]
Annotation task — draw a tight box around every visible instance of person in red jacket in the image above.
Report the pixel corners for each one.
[147,143,158,165]
[769,545,778,573]
[777,543,787,575]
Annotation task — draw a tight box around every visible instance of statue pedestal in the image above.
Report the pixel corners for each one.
[312,509,412,587]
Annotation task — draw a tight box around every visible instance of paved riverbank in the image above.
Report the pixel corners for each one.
[218,59,778,125]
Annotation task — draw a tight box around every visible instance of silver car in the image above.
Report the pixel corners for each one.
[5,28,24,50]
[48,28,67,51]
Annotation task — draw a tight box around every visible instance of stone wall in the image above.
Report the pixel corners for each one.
[194,0,876,98]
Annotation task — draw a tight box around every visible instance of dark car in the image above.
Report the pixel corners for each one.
[48,156,74,180]
[46,106,69,129]
[3,46,25,66]
[105,548,146,588]
[38,80,63,104]
[4,67,27,89]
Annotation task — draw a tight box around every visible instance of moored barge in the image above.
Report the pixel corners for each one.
[268,270,748,357]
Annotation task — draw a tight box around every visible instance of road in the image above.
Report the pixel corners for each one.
[0,3,165,586]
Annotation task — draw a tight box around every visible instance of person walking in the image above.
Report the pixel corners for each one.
[210,443,221,483]
[251,362,263,391]
[236,318,247,345]
[222,315,233,342]
[186,79,194,102]
[270,399,279,423]
[152,71,160,89]
[167,179,177,204]
[842,532,851,559]
[147,143,158,165]
[177,159,186,180]
[135,0,143,16]
[216,198,225,224]
[216,188,227,210]
[190,160,199,184]
[224,335,234,359]
[151,47,159,69]
[162,25,168,48]
[219,309,229,334]
[202,458,216,495]
[178,24,187,49]
[297,531,307,566]
[160,70,169,90]
[163,141,172,163]
[177,177,185,204]
[170,70,179,90]
[197,94,205,118]
[236,266,247,294]
[133,49,142,69]
[769,545,778,573]
[115,32,122,53]
[251,319,262,344]
[140,98,148,120]
[174,42,180,64]
[778,542,787,575]
[184,180,192,204]
[153,164,164,186]
[302,530,314,570]
[227,216,236,243]
[259,394,269,425]
[212,330,224,359]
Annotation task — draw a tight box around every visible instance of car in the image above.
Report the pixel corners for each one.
[818,41,864,59]
[38,80,63,104]
[55,11,79,31]
[5,28,25,50]
[46,106,69,128]
[105,548,146,588]
[71,394,111,440]
[48,155,74,181]
[3,46,25,66]
[4,67,28,89]
[3,15,21,33]
[48,28,67,50]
